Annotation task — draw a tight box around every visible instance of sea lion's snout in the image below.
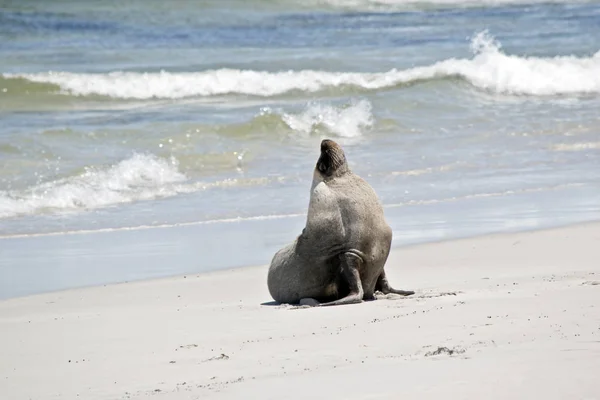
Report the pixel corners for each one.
[316,139,349,178]
[320,139,340,153]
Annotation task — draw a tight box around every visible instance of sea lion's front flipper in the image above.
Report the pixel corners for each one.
[319,252,364,307]
[376,270,414,296]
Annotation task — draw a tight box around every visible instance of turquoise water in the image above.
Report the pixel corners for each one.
[1,0,600,298]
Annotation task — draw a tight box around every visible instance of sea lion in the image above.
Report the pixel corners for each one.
[267,139,414,307]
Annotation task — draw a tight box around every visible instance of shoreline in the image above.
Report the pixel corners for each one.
[1,221,599,399]
[1,218,600,302]
[3,180,599,243]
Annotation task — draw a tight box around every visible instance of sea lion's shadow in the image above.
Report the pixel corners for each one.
[260,291,460,308]
[260,300,312,310]
[260,301,280,307]
[259,293,418,308]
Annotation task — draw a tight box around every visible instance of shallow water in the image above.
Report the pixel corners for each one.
[1,0,600,297]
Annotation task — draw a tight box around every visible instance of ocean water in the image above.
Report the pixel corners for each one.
[1,0,600,298]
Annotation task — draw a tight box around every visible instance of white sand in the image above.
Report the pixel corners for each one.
[1,223,600,399]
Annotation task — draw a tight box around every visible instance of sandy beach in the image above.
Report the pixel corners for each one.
[1,222,599,399]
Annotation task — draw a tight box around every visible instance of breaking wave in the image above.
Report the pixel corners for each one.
[0,153,290,219]
[3,32,600,99]
[259,99,373,137]
[0,154,189,219]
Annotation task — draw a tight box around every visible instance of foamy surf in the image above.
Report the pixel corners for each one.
[552,142,600,152]
[0,154,190,219]
[0,154,291,219]
[259,99,373,137]
[4,32,600,99]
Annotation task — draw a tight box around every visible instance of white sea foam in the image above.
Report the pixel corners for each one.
[552,142,600,152]
[0,154,289,219]
[260,99,373,137]
[452,31,600,96]
[5,32,600,98]
[284,99,373,137]
[0,154,191,219]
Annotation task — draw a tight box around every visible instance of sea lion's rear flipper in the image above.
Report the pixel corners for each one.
[319,252,364,307]
[376,270,414,296]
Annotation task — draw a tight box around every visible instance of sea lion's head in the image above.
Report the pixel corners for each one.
[316,139,350,179]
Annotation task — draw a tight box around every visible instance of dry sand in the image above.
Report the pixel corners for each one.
[1,222,600,399]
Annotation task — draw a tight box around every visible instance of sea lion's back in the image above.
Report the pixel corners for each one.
[334,173,386,221]
[330,173,392,255]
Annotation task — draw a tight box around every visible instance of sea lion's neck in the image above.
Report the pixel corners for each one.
[312,165,350,185]
[311,169,324,191]
[306,169,337,232]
